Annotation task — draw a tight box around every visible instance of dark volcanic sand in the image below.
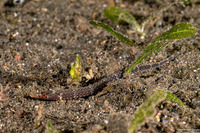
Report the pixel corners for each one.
[0,0,199,132]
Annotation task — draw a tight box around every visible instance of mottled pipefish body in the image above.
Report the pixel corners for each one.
[29,52,181,100]
[131,51,181,74]
[29,69,124,100]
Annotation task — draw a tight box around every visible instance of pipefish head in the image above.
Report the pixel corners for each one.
[29,91,60,101]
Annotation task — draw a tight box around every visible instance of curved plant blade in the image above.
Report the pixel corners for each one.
[126,23,197,73]
[104,7,144,36]
[129,91,166,132]
[156,90,184,107]
[129,89,186,132]
[104,7,123,22]
[89,20,137,46]
[153,23,197,42]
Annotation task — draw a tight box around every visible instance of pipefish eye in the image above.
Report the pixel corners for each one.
[42,94,47,98]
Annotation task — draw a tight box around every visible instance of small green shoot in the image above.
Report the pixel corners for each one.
[45,121,60,133]
[129,91,166,132]
[126,23,197,73]
[89,21,137,46]
[70,55,83,82]
[141,0,185,32]
[101,1,191,38]
[104,7,144,36]
[103,2,184,37]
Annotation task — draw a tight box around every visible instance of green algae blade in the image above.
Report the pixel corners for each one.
[126,23,197,73]
[89,20,137,46]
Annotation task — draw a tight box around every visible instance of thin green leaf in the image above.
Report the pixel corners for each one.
[153,23,197,42]
[126,23,197,73]
[89,20,137,46]
[104,7,122,22]
[129,89,186,132]
[104,7,143,35]
[104,7,139,28]
[129,91,166,132]
[156,90,184,106]
[166,92,184,106]
[126,40,168,73]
